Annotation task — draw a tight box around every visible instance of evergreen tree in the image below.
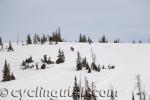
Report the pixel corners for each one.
[47,57,54,64]
[79,34,82,42]
[41,63,46,69]
[91,48,98,71]
[97,65,101,72]
[0,37,3,50]
[43,55,48,62]
[49,36,53,44]
[41,34,47,44]
[33,34,38,44]
[56,49,65,64]
[82,57,87,67]
[76,52,82,70]
[84,78,97,100]
[7,41,14,52]
[11,73,16,80]
[41,55,54,64]
[114,38,120,43]
[21,60,26,66]
[88,67,91,73]
[0,37,2,45]
[99,35,108,43]
[25,56,33,63]
[2,60,12,82]
[79,34,87,42]
[72,76,80,100]
[26,34,32,44]
[86,63,90,70]
[87,37,93,44]
[51,28,63,42]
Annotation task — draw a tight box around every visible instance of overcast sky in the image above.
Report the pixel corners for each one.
[0,0,150,42]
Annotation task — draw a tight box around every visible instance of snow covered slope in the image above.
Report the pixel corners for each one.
[0,43,150,100]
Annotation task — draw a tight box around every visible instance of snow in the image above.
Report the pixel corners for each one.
[0,42,150,100]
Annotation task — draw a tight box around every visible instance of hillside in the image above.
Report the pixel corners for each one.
[0,43,150,100]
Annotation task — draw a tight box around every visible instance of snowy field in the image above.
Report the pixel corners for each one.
[0,42,150,100]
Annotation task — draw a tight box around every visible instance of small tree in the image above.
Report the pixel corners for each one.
[41,63,46,69]
[26,34,32,44]
[11,73,16,80]
[76,52,82,70]
[99,35,108,43]
[88,67,91,73]
[7,41,14,52]
[41,55,54,64]
[114,38,120,43]
[21,60,26,66]
[0,37,2,45]
[72,76,80,100]
[87,37,93,44]
[51,28,63,43]
[2,60,15,82]
[56,49,65,64]
[0,37,3,50]
[82,57,87,67]
[91,48,98,71]
[25,56,33,63]
[79,34,87,42]
[33,34,38,44]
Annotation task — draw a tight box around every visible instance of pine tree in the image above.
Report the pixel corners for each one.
[11,73,16,80]
[41,55,54,64]
[7,41,14,52]
[114,38,120,43]
[26,34,32,44]
[91,48,98,71]
[76,52,82,70]
[41,34,47,44]
[82,57,87,67]
[0,37,2,45]
[84,77,95,100]
[79,34,88,42]
[56,49,65,64]
[87,37,93,44]
[47,57,54,64]
[97,65,101,72]
[79,34,82,42]
[51,28,63,43]
[0,37,3,50]
[88,67,91,73]
[72,76,80,100]
[33,34,38,44]
[49,36,53,44]
[2,60,12,82]
[25,56,33,63]
[41,63,46,69]
[99,35,108,43]
[21,60,26,66]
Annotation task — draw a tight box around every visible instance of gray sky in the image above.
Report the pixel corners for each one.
[0,0,150,42]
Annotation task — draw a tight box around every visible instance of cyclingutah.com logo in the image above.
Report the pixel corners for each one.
[0,86,118,100]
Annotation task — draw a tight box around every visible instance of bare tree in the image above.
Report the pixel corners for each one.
[91,48,96,64]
